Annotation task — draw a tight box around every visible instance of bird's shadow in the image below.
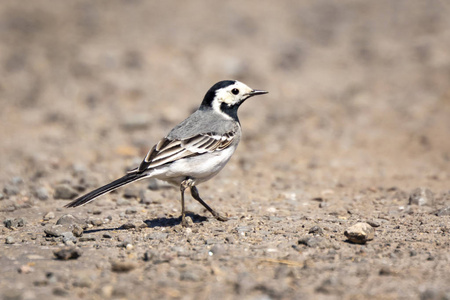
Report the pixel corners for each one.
[83,212,207,233]
[144,212,207,228]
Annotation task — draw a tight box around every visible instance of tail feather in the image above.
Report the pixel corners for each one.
[64,172,147,208]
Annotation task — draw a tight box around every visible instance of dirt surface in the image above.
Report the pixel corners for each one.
[1,1,450,299]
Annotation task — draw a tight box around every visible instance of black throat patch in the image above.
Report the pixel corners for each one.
[220,102,240,123]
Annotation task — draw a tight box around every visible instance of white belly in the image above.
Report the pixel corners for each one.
[150,145,237,186]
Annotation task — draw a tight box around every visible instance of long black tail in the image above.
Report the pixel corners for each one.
[64,172,147,208]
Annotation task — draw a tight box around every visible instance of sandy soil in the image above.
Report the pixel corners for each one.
[1,1,450,299]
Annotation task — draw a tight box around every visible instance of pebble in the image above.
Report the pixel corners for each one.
[53,287,69,297]
[54,184,78,200]
[5,236,15,244]
[18,265,34,274]
[11,177,23,185]
[3,184,19,196]
[111,261,137,273]
[62,232,76,243]
[408,187,434,206]
[35,187,50,200]
[100,285,114,298]
[366,220,381,228]
[123,188,140,199]
[344,222,375,244]
[72,225,84,237]
[125,207,138,214]
[209,245,226,256]
[143,250,157,262]
[121,222,136,229]
[53,247,82,260]
[43,211,55,221]
[434,206,450,216]
[308,225,324,235]
[73,275,92,288]
[139,190,153,205]
[89,218,103,226]
[4,218,26,229]
[56,214,83,225]
[116,198,131,206]
[298,235,330,248]
[44,225,69,237]
[180,271,200,281]
[146,232,169,240]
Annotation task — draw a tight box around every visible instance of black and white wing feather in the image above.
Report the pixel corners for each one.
[136,131,236,172]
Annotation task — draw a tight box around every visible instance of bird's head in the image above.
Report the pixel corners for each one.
[200,80,268,120]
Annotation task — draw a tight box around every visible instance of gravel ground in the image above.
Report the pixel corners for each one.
[1,1,450,299]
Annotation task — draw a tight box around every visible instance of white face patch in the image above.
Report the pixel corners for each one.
[211,81,254,116]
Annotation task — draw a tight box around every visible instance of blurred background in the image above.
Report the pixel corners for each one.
[1,2,450,299]
[0,0,449,192]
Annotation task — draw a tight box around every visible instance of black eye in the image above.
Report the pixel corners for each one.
[231,88,239,95]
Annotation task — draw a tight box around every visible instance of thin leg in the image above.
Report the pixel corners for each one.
[190,186,228,222]
[180,182,188,227]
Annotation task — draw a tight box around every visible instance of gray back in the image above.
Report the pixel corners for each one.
[167,108,238,140]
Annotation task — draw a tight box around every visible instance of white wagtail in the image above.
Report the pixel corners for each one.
[65,80,268,226]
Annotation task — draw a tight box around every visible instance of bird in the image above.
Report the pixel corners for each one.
[65,80,268,226]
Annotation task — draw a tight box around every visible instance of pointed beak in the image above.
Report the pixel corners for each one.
[250,90,268,96]
[244,89,268,100]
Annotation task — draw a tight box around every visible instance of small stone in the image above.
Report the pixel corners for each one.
[73,275,92,288]
[5,236,15,244]
[143,250,156,262]
[100,285,114,298]
[366,220,381,228]
[121,222,136,230]
[72,225,84,237]
[139,190,153,205]
[147,178,161,191]
[35,187,50,201]
[180,271,200,281]
[4,218,25,229]
[53,287,69,297]
[43,212,55,221]
[3,184,19,196]
[56,214,83,225]
[125,244,134,251]
[103,233,113,239]
[62,232,76,243]
[308,225,323,235]
[434,206,450,216]
[18,264,34,274]
[54,184,78,200]
[236,226,252,235]
[209,245,226,257]
[344,222,375,244]
[123,188,140,199]
[408,187,434,206]
[111,261,136,273]
[53,247,82,260]
[44,225,68,237]
[11,177,23,185]
[146,232,168,240]
[125,207,138,214]
[89,218,103,226]
[298,235,330,248]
